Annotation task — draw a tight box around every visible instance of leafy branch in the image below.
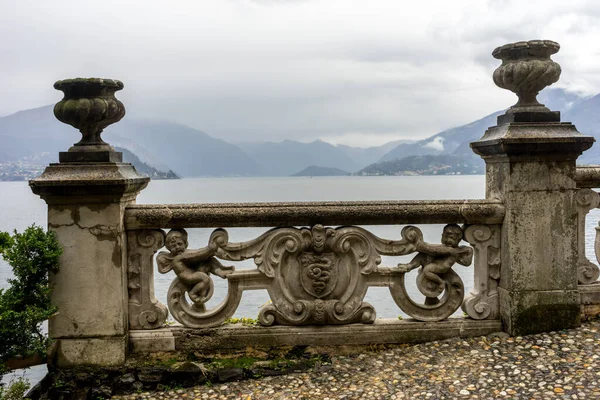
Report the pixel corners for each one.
[0,225,61,375]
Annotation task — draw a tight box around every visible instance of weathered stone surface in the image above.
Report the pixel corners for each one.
[462,224,501,320]
[53,77,125,153]
[171,319,501,352]
[29,78,149,368]
[492,40,561,115]
[499,288,580,336]
[50,336,128,368]
[500,190,578,292]
[124,199,505,229]
[217,368,243,382]
[471,123,594,159]
[30,162,148,204]
[579,283,600,305]
[129,329,175,353]
[128,229,168,330]
[575,189,600,284]
[472,40,593,336]
[46,203,129,339]
[155,225,478,328]
[576,165,600,188]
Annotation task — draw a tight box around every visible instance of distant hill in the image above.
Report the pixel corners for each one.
[117,147,179,180]
[377,113,500,163]
[563,94,600,164]
[239,139,362,176]
[106,119,261,177]
[363,88,595,175]
[3,87,598,180]
[358,154,484,176]
[291,165,350,177]
[0,106,260,177]
[335,140,415,167]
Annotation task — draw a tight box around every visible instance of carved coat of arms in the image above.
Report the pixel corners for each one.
[298,252,338,298]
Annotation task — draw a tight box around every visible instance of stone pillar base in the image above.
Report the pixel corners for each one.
[49,336,128,368]
[499,287,580,336]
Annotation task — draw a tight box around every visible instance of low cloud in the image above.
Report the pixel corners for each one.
[0,0,598,145]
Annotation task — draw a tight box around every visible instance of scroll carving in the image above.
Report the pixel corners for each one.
[128,230,168,329]
[155,224,481,329]
[461,225,501,320]
[576,189,600,284]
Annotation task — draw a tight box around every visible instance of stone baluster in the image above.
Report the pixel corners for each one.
[128,230,168,330]
[30,78,149,367]
[575,189,600,284]
[472,40,595,335]
[462,225,501,320]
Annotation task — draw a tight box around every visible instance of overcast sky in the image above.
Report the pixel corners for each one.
[2,0,600,147]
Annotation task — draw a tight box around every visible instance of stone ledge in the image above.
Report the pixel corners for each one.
[130,329,176,353]
[150,318,504,353]
[124,200,506,229]
[49,336,128,368]
[579,283,600,305]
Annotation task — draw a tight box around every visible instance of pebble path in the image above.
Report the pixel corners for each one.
[113,318,600,399]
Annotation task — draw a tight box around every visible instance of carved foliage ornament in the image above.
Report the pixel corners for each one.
[575,189,600,285]
[128,230,168,330]
[152,224,485,329]
[461,225,501,320]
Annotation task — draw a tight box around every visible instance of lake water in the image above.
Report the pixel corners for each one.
[2,175,600,385]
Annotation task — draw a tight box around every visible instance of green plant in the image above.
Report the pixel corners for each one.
[224,317,259,326]
[0,377,30,400]
[0,225,62,374]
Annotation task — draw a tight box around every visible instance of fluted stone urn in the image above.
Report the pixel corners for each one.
[492,40,561,121]
[54,78,125,160]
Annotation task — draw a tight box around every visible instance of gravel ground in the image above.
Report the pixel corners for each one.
[113,318,600,399]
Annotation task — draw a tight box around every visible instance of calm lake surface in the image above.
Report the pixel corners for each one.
[1,175,599,384]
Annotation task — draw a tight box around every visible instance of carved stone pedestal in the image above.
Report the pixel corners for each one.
[31,162,148,367]
[471,40,595,336]
[30,78,149,367]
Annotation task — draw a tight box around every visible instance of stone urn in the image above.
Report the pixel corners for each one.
[492,40,561,113]
[54,78,125,152]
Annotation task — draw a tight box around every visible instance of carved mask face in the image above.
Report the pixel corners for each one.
[166,233,187,256]
[442,227,462,247]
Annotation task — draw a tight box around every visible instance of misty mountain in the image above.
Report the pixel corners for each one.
[564,94,600,164]
[291,165,350,177]
[0,106,73,162]
[335,140,415,166]
[239,139,363,176]
[360,88,596,175]
[3,87,597,180]
[379,88,590,164]
[106,119,260,177]
[358,154,484,176]
[116,147,179,179]
[0,106,260,177]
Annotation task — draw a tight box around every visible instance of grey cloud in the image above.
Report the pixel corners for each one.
[0,0,598,146]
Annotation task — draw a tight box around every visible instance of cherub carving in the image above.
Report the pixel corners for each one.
[396,224,473,296]
[157,229,234,303]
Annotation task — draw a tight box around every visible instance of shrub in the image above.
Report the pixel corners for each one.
[0,225,61,376]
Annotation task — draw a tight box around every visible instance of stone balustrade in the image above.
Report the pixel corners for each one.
[126,219,502,332]
[29,40,600,369]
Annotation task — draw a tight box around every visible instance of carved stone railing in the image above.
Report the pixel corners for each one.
[125,200,504,330]
[575,166,600,285]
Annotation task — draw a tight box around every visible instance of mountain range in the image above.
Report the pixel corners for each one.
[0,88,598,180]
